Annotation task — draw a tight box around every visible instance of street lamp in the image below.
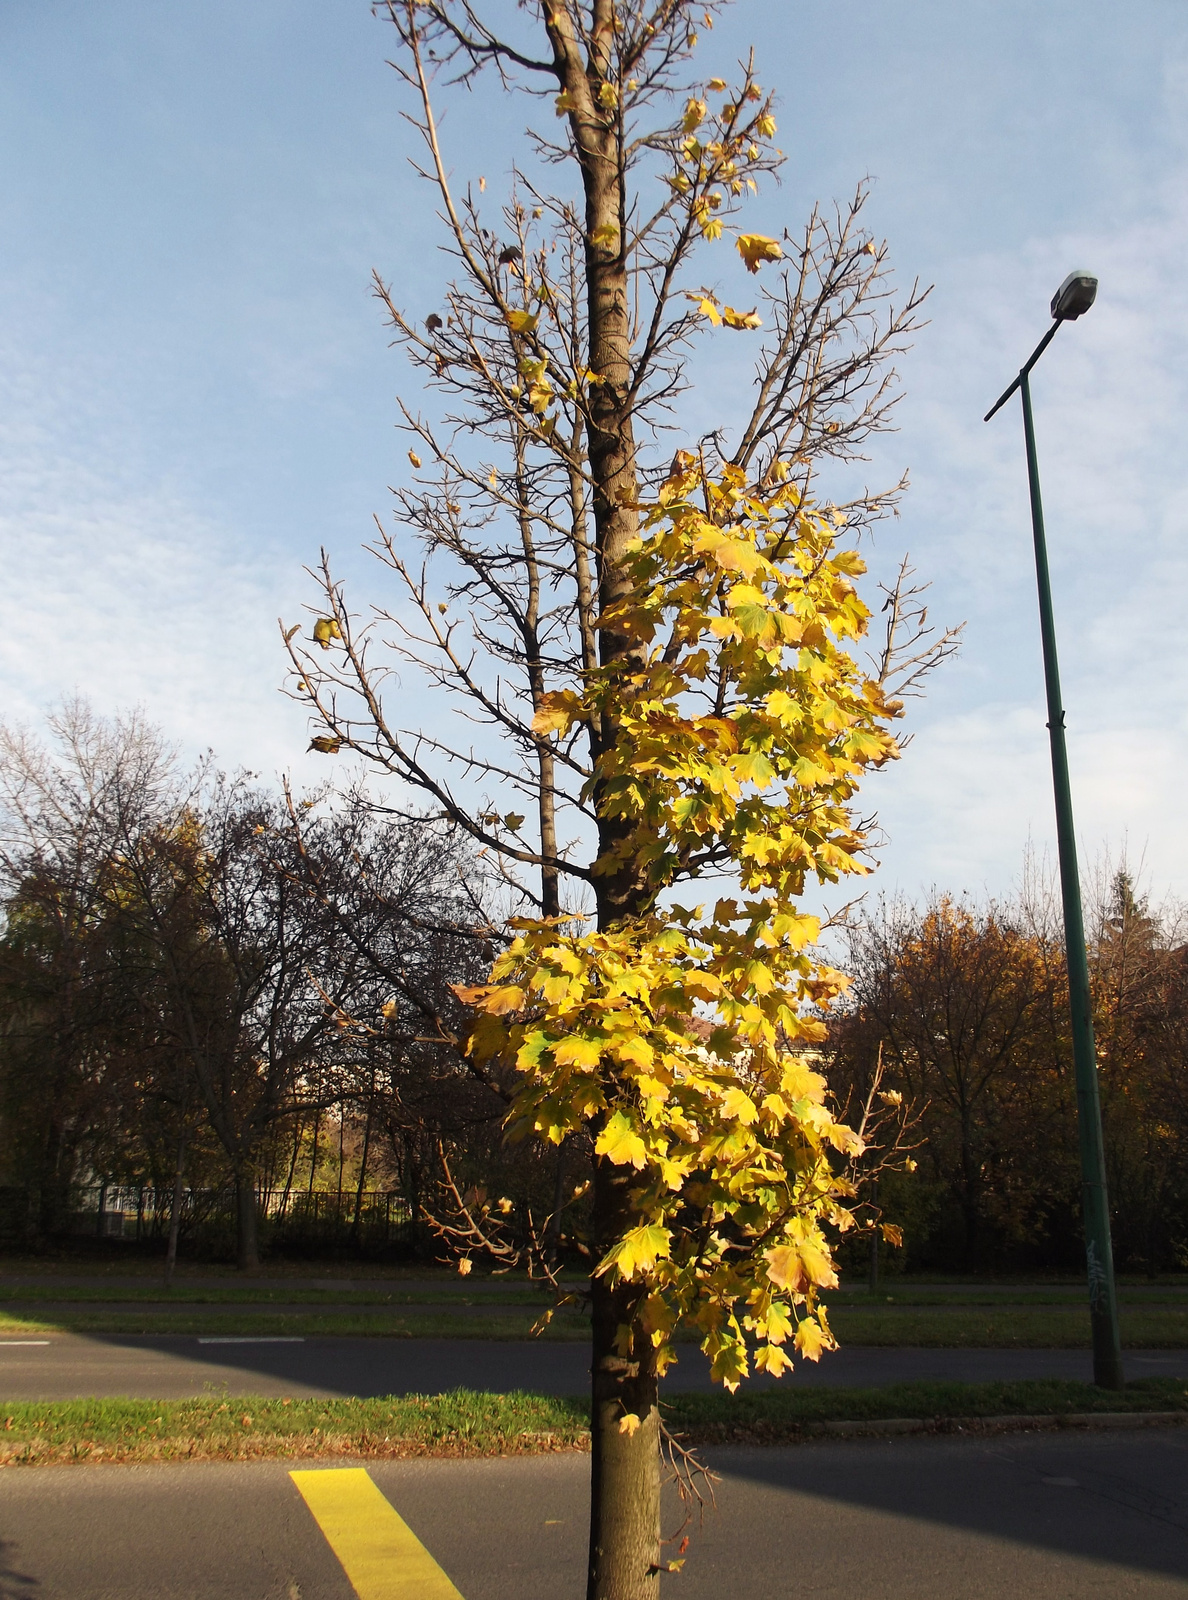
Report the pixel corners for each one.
[985,272,1124,1390]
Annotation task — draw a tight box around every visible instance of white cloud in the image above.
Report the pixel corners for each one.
[0,312,310,778]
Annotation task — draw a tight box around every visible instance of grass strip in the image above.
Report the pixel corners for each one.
[0,1391,589,1466]
[662,1376,1188,1444]
[1,1378,1186,1467]
[826,1306,1188,1347]
[0,1309,591,1341]
[0,1285,550,1307]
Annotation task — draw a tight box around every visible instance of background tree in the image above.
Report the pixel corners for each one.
[284,5,950,1596]
[835,895,1074,1269]
[0,703,177,1244]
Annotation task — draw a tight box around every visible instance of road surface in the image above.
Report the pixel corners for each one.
[1,1429,1187,1597]
[1,1332,1186,1400]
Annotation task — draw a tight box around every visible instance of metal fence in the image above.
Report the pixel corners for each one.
[70,1184,416,1252]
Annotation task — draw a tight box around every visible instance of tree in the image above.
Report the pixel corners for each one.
[284,5,948,1594]
[837,894,1074,1269]
[1088,869,1188,1272]
[0,702,179,1243]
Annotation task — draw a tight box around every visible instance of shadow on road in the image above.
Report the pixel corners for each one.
[0,1538,39,1598]
[712,1429,1188,1585]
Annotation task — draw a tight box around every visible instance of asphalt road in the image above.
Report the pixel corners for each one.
[2,1333,1188,1400]
[2,1429,1188,1598]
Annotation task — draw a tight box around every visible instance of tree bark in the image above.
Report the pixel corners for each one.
[587,1157,661,1600]
[234,1168,260,1272]
[539,9,662,1594]
[164,1136,185,1287]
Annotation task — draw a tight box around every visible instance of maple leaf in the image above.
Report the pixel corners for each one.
[594,1112,649,1169]
[794,1316,833,1362]
[720,305,762,330]
[720,1087,759,1124]
[554,1035,603,1069]
[754,1343,794,1377]
[599,1223,672,1279]
[682,97,707,132]
[688,293,723,326]
[532,691,583,736]
[737,233,783,273]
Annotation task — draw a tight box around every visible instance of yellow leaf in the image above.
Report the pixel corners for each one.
[765,1299,794,1345]
[724,583,767,610]
[618,1411,641,1436]
[594,1111,649,1170]
[720,1086,758,1124]
[532,690,583,736]
[737,233,783,273]
[312,617,341,648]
[457,1258,473,1276]
[720,305,762,330]
[555,90,577,115]
[710,1338,748,1391]
[598,81,619,109]
[682,97,707,132]
[765,1238,838,1293]
[794,1316,831,1362]
[756,113,777,138]
[590,222,620,251]
[507,309,538,334]
[408,450,422,468]
[599,1222,672,1279]
[881,1222,904,1248]
[457,984,525,1016]
[688,293,722,326]
[754,1343,794,1377]
[706,77,728,92]
[554,1035,603,1069]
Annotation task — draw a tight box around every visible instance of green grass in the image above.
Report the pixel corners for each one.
[826,1304,1188,1348]
[0,1391,589,1466]
[1,1379,1185,1467]
[0,1308,591,1340]
[662,1375,1188,1442]
[0,1284,550,1306]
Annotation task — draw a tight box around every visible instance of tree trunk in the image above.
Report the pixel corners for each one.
[164,1137,186,1287]
[235,1169,260,1271]
[540,10,662,1593]
[585,1157,661,1600]
[350,1087,374,1251]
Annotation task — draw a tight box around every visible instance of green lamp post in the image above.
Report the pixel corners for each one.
[985,271,1124,1390]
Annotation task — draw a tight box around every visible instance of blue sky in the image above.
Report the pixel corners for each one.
[3,0,1187,906]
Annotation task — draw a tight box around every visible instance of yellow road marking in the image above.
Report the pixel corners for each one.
[290,1467,465,1600]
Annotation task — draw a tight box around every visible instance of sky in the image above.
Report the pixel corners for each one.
[2,0,1187,909]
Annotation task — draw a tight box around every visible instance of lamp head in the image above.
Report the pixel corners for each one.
[1051,270,1098,321]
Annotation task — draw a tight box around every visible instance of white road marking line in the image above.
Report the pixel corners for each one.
[0,1340,51,1346]
[197,1336,306,1344]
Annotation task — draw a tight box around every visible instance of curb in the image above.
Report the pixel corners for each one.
[808,1411,1188,1440]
